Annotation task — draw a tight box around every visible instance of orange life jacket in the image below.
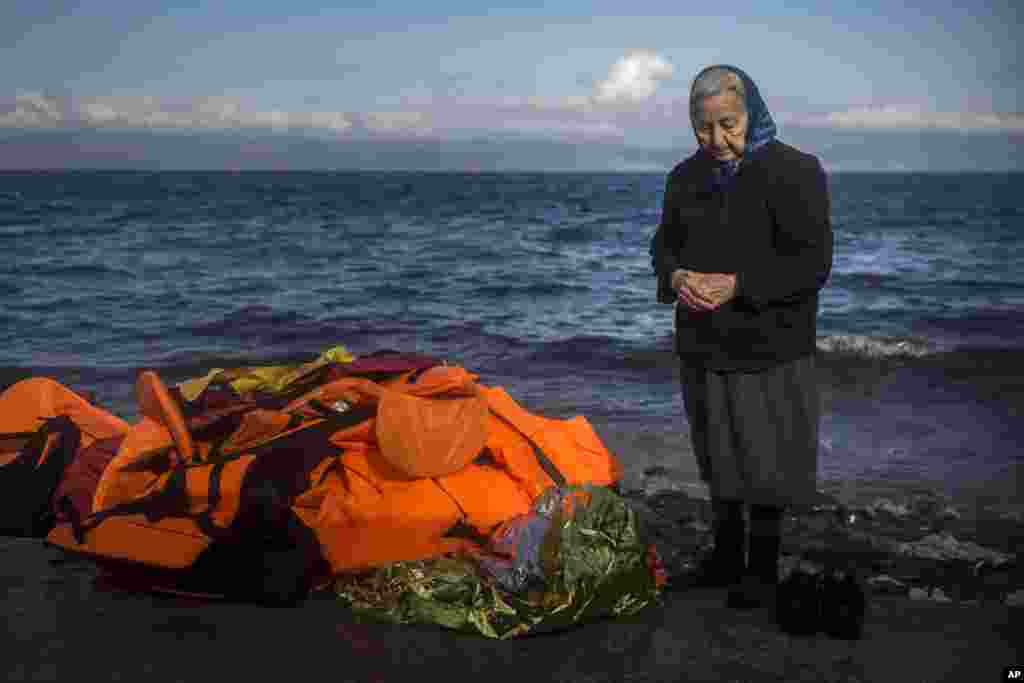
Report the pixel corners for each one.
[0,378,129,536]
[44,365,623,584]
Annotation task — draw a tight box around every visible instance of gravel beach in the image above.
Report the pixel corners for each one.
[3,537,1020,683]
[4,477,1021,683]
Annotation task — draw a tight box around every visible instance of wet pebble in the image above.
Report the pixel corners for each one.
[866,574,908,595]
[907,586,954,602]
[896,533,1013,564]
[908,587,930,601]
[1005,589,1024,607]
[939,506,961,520]
[866,499,911,518]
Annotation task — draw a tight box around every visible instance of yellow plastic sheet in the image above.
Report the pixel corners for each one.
[177,345,355,401]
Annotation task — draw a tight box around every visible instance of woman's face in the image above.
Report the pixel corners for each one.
[693,92,748,162]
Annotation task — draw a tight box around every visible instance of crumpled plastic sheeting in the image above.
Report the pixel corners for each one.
[476,513,552,595]
[177,345,354,400]
[334,485,662,639]
[896,533,1013,565]
[335,557,525,639]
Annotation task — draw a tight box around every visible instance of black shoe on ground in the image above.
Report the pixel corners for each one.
[776,567,822,636]
[819,567,867,640]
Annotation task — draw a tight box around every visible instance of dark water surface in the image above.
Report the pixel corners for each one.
[2,170,1022,513]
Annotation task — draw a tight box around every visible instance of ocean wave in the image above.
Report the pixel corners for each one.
[104,206,163,224]
[519,333,948,375]
[4,337,1024,406]
[5,296,82,312]
[516,334,677,379]
[0,312,25,330]
[815,334,936,358]
[941,279,1024,292]
[184,305,306,337]
[29,263,138,281]
[829,271,907,289]
[362,282,423,299]
[0,216,40,230]
[194,273,284,296]
[472,281,590,298]
[907,308,1024,351]
[542,221,608,244]
[176,307,433,359]
[524,334,626,362]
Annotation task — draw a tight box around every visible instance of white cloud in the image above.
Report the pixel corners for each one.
[70,95,354,135]
[0,52,673,142]
[360,111,432,136]
[463,51,675,113]
[792,105,1024,132]
[0,93,64,128]
[8,80,1020,160]
[501,119,624,140]
[593,51,674,105]
[304,111,356,134]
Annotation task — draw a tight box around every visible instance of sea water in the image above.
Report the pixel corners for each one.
[2,170,1021,514]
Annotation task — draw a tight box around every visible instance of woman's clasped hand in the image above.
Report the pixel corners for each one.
[672,269,737,312]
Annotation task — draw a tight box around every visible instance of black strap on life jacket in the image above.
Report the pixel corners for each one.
[432,478,497,549]
[0,431,43,450]
[0,416,81,537]
[205,404,376,465]
[194,460,230,540]
[432,407,571,553]
[70,464,189,543]
[73,405,377,544]
[189,410,304,465]
[407,366,431,384]
[34,417,82,534]
[0,429,48,469]
[193,405,376,537]
[487,409,568,489]
[58,495,83,544]
[441,517,494,548]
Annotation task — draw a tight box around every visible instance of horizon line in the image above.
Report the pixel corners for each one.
[2,167,1022,175]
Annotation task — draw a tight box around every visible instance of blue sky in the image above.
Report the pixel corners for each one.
[2,1,1021,171]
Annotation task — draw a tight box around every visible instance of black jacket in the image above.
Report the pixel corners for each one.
[650,139,833,371]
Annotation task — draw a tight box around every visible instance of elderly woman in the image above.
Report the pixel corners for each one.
[650,65,833,608]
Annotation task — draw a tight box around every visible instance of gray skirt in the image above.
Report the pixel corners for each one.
[679,353,820,508]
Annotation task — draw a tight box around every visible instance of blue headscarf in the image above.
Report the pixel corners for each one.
[692,65,777,193]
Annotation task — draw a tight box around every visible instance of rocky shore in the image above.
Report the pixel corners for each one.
[625,478,1023,610]
[3,478,1022,683]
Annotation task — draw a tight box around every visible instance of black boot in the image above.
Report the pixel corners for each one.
[690,498,745,588]
[727,504,783,609]
[776,566,822,635]
[748,504,783,584]
[820,566,867,640]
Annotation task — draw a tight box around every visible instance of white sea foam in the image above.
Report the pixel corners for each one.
[816,334,936,358]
